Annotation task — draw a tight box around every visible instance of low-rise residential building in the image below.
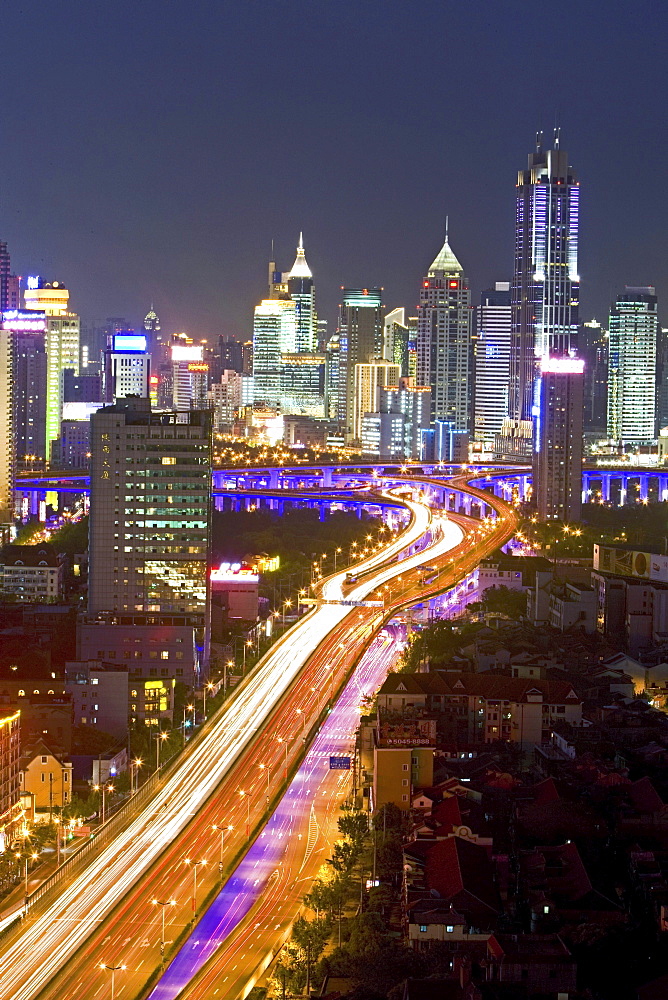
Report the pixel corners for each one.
[0,709,21,849]
[547,581,596,633]
[18,740,72,815]
[373,717,435,811]
[377,673,582,747]
[0,545,65,603]
[485,933,577,995]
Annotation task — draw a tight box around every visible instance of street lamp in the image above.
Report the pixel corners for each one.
[131,757,143,795]
[258,763,270,806]
[212,823,232,873]
[276,736,289,779]
[243,640,252,674]
[202,681,215,717]
[282,599,292,627]
[183,858,207,919]
[98,962,126,1000]
[296,707,306,735]
[239,789,251,838]
[334,547,342,571]
[154,731,169,772]
[93,783,114,825]
[225,660,233,694]
[152,897,176,957]
[188,703,196,730]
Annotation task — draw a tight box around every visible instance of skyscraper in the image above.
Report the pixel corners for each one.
[286,234,316,353]
[352,360,400,442]
[0,324,13,524]
[89,398,212,617]
[416,230,472,431]
[508,132,580,434]
[13,328,48,462]
[104,331,151,402]
[383,307,410,375]
[252,299,297,406]
[337,288,384,439]
[24,279,80,460]
[607,286,658,445]
[474,282,511,444]
[580,320,608,433]
[533,357,584,521]
[0,243,10,313]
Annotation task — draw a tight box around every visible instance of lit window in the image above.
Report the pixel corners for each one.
[162,457,176,465]
[161,651,169,660]
[446,925,454,933]
[419,925,427,933]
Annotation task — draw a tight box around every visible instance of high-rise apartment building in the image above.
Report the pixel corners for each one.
[325,334,341,420]
[337,288,384,439]
[474,282,511,444]
[252,299,297,406]
[89,398,212,615]
[383,307,410,375]
[533,357,584,521]
[0,243,11,313]
[171,344,209,410]
[13,330,47,462]
[0,326,14,524]
[416,232,472,431]
[507,133,580,434]
[607,286,658,445]
[24,280,80,460]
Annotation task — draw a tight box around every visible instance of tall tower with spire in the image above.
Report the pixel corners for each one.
[286,233,316,352]
[417,226,472,431]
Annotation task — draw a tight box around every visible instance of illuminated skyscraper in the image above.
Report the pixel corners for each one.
[0,243,10,313]
[353,360,400,442]
[337,288,384,439]
[533,357,584,521]
[24,279,80,460]
[252,299,297,406]
[474,282,511,444]
[607,286,658,445]
[89,398,211,618]
[105,331,151,402]
[508,132,580,434]
[286,234,316,353]
[416,230,472,431]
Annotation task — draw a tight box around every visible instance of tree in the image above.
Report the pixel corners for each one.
[480,585,527,619]
[327,840,359,877]
[338,809,368,847]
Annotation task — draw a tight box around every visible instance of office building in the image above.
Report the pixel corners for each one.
[3,311,48,463]
[353,360,400,443]
[416,230,472,431]
[338,288,384,439]
[580,320,608,433]
[216,337,244,376]
[63,369,103,403]
[383,307,410,375]
[533,357,584,521]
[24,280,80,460]
[105,331,151,402]
[89,397,211,615]
[56,419,91,469]
[280,352,325,416]
[143,304,162,364]
[361,380,431,459]
[171,343,209,410]
[286,234,316,352]
[325,334,341,420]
[607,286,658,445]
[474,282,511,444]
[252,299,297,406]
[507,132,580,445]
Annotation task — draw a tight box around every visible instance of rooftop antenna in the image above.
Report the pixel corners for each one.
[270,238,275,261]
[445,215,449,242]
[553,113,561,148]
[535,129,544,153]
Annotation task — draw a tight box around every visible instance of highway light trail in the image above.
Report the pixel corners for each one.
[147,632,403,1000]
[0,496,447,1000]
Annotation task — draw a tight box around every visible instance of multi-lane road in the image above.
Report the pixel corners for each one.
[0,472,518,1000]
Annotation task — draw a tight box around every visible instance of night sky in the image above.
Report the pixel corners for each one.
[1,0,666,339]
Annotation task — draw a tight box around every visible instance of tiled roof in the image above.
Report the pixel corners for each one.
[380,671,580,704]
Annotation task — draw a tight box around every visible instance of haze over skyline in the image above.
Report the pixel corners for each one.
[1,0,665,336]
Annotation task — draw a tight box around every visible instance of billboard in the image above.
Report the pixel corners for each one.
[113,333,147,353]
[172,345,203,362]
[2,310,47,332]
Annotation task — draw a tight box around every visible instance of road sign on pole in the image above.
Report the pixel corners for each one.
[329,757,351,770]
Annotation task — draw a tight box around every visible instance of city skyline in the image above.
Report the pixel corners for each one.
[0,1,665,337]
